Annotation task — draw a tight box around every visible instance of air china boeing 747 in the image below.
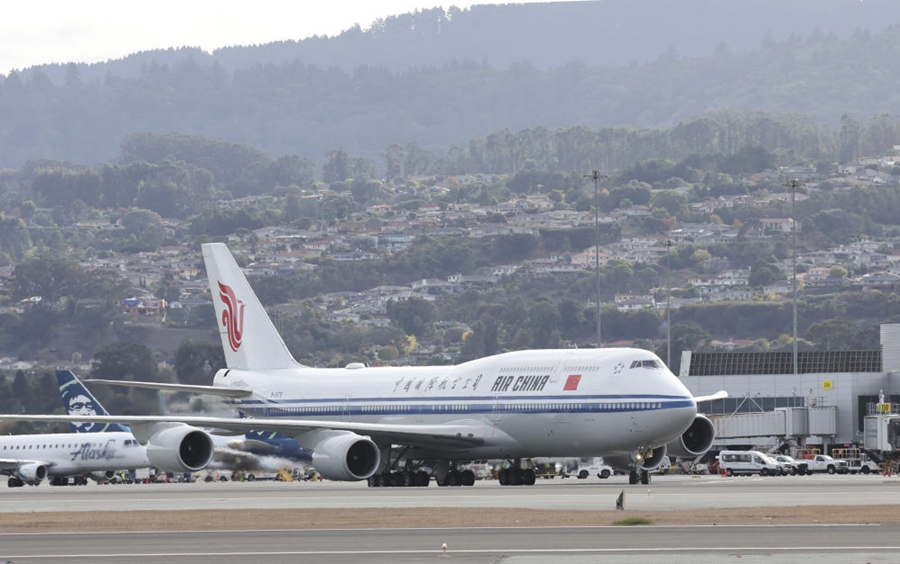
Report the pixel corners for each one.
[1,243,725,487]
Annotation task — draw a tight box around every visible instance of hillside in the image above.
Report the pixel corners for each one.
[0,1,898,171]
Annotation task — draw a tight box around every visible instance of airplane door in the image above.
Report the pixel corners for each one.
[491,396,502,425]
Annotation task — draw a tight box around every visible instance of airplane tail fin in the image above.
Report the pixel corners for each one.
[201,242,300,370]
[55,370,131,433]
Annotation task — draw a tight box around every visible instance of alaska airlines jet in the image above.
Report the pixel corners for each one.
[0,370,217,488]
[0,377,151,488]
[56,370,309,470]
[2,243,725,487]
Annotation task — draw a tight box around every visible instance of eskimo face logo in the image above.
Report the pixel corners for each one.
[218,281,245,352]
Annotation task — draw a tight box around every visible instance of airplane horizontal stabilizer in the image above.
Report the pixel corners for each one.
[85,379,252,398]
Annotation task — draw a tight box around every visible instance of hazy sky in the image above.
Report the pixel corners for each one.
[1,1,567,75]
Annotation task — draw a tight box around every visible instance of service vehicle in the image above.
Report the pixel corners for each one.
[717,450,782,476]
[804,454,850,474]
[833,448,880,474]
[772,454,808,475]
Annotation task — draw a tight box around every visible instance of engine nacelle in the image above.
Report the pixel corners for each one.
[91,471,116,483]
[665,414,716,459]
[17,462,48,484]
[604,445,668,472]
[639,445,669,470]
[146,424,215,473]
[310,432,380,481]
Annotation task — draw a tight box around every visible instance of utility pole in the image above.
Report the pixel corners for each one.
[666,239,673,369]
[584,169,607,348]
[787,178,801,377]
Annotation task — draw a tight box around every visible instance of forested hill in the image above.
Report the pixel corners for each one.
[19,0,900,79]
[0,1,899,171]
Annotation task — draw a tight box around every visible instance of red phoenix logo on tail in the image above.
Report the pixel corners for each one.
[217,281,245,352]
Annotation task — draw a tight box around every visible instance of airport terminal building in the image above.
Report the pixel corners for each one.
[679,324,900,453]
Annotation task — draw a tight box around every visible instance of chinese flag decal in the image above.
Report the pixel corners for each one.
[564,374,581,391]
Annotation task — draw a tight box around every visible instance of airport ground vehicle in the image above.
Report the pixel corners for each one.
[718,450,783,476]
[575,459,613,479]
[772,454,808,475]
[833,448,880,474]
[804,454,850,474]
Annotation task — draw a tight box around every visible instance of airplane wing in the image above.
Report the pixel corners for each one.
[693,390,728,403]
[85,379,252,398]
[0,459,53,473]
[0,414,487,450]
[0,459,26,473]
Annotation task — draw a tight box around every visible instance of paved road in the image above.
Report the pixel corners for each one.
[3,474,900,563]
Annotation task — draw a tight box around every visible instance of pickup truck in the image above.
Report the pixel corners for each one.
[772,454,808,476]
[804,454,850,474]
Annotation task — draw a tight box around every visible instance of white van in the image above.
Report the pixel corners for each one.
[718,450,782,476]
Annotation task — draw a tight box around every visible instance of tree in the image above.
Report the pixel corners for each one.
[805,319,876,350]
[828,265,848,279]
[386,297,437,337]
[323,149,351,183]
[659,324,713,371]
[91,342,160,382]
[174,340,225,385]
[11,370,32,412]
[748,259,783,287]
[12,257,82,307]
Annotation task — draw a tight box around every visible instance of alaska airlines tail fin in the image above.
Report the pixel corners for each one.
[201,242,300,370]
[55,370,131,433]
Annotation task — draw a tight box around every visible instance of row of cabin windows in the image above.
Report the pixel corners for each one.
[499,366,555,374]
[267,401,664,415]
[1,439,139,451]
[4,443,91,450]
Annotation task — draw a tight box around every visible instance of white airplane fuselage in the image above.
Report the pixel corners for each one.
[0,432,151,476]
[217,347,697,460]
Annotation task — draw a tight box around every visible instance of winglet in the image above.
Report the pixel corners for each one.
[693,390,728,403]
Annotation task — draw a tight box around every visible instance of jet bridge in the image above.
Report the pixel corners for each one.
[709,406,837,443]
[863,400,900,455]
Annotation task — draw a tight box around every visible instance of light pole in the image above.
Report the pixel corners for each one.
[584,169,607,348]
[666,239,672,369]
[787,178,800,377]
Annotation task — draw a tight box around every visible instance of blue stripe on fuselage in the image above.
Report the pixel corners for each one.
[232,396,696,418]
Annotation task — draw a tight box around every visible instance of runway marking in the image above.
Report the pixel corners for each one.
[0,523,879,538]
[7,546,900,559]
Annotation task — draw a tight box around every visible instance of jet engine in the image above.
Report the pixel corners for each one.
[91,471,116,483]
[17,462,48,484]
[310,432,380,481]
[604,445,668,472]
[146,424,215,473]
[665,414,716,458]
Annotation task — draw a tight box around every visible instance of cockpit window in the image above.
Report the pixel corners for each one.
[630,360,659,369]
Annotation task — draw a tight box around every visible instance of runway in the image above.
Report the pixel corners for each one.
[3,525,899,563]
[3,474,900,563]
[5,472,900,513]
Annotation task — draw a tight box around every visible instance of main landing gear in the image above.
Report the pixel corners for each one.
[498,467,536,486]
[367,470,430,487]
[436,469,476,487]
[628,468,651,485]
